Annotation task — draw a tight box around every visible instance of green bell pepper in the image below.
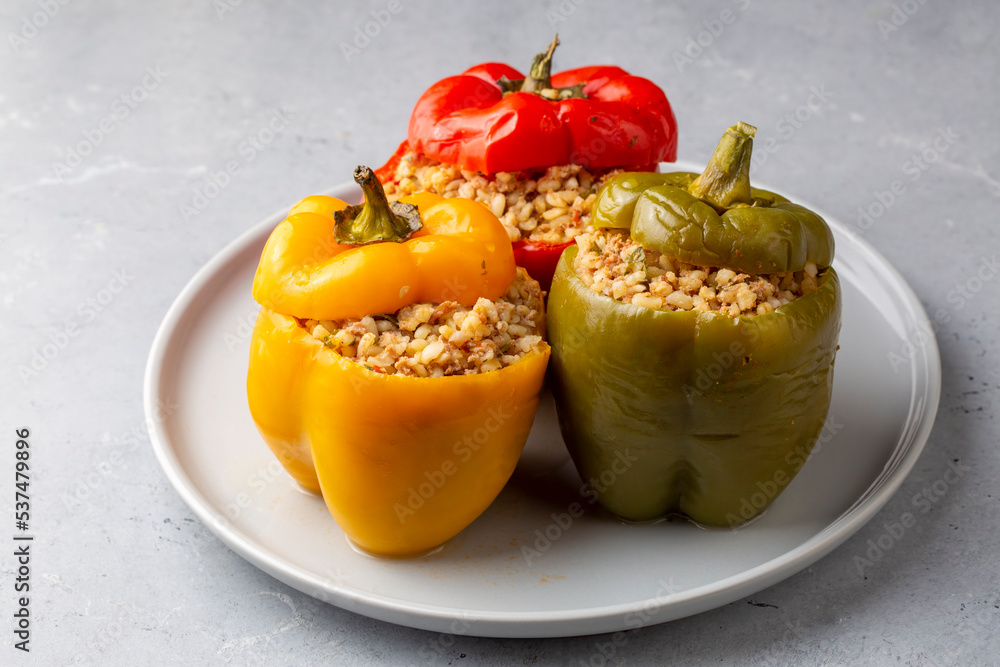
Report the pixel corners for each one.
[592,122,834,274]
[548,122,842,526]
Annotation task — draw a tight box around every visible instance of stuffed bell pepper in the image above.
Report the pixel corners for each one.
[548,122,841,527]
[248,166,550,556]
[377,35,678,289]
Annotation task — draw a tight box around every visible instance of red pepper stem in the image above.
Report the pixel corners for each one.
[689,121,757,211]
[334,166,422,245]
[496,34,585,100]
[520,34,560,94]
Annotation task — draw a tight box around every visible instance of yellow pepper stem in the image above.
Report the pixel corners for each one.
[334,165,422,245]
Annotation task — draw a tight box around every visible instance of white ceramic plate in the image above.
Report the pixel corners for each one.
[145,161,940,638]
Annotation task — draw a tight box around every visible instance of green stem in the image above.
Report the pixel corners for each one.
[688,121,757,210]
[334,166,422,245]
[521,34,559,93]
[496,34,586,100]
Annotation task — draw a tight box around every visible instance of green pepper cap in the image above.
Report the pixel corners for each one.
[590,122,835,274]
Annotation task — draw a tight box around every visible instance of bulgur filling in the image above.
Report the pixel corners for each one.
[381,151,624,244]
[573,230,820,317]
[301,269,545,377]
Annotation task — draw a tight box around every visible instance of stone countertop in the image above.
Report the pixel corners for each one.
[2,0,997,664]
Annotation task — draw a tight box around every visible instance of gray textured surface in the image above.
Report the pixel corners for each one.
[1,0,998,664]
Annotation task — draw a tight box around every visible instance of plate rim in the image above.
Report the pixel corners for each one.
[144,161,941,637]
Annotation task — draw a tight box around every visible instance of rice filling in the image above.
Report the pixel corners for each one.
[573,229,820,317]
[301,268,545,376]
[381,151,625,244]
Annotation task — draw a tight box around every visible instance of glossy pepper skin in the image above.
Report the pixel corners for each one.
[385,37,677,174]
[548,123,841,526]
[248,168,550,556]
[591,173,834,275]
[253,174,515,321]
[377,36,678,291]
[248,308,548,556]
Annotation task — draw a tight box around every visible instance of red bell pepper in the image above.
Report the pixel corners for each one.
[377,36,678,289]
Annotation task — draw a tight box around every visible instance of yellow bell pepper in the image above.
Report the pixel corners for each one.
[247,167,549,556]
[253,169,515,320]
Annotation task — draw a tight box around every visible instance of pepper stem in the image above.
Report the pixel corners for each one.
[520,34,559,93]
[496,34,586,99]
[688,121,757,210]
[334,166,422,245]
